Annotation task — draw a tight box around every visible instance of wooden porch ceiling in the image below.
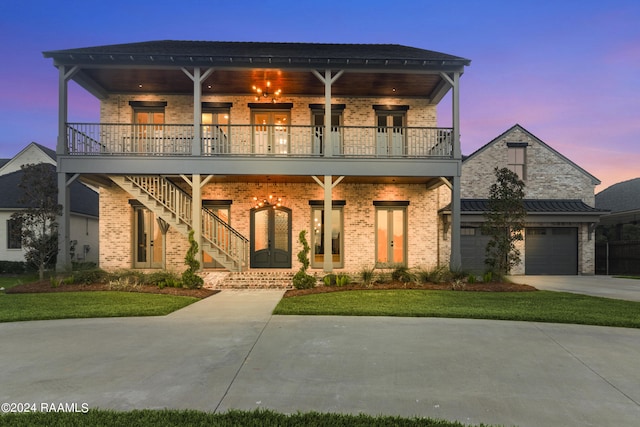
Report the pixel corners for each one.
[82,174,445,188]
[77,67,446,100]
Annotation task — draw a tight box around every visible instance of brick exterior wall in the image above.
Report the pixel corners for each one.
[461,126,598,274]
[97,92,447,272]
[99,180,448,273]
[461,126,596,204]
[100,94,437,127]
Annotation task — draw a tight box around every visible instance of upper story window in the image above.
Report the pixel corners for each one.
[507,142,527,179]
[7,218,21,249]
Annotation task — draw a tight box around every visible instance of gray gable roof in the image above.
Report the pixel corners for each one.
[463,124,601,185]
[595,178,640,213]
[0,166,98,217]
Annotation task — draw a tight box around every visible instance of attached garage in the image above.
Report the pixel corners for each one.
[461,227,491,274]
[525,227,577,275]
[451,199,606,275]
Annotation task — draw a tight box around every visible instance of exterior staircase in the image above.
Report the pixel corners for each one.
[110,175,248,272]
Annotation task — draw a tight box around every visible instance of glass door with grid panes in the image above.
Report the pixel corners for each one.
[376,112,405,156]
[376,207,406,267]
[202,111,230,154]
[252,111,290,154]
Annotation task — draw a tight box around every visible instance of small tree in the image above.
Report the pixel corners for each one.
[10,163,62,280]
[482,167,526,276]
[181,229,204,289]
[292,230,316,289]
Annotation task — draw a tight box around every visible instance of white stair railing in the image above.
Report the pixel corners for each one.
[123,176,248,270]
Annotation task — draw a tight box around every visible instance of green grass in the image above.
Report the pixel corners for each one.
[274,290,640,328]
[0,274,39,290]
[0,408,498,427]
[0,291,198,322]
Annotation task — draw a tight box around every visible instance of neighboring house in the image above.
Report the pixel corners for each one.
[456,124,606,275]
[594,178,640,274]
[0,142,99,264]
[43,41,470,273]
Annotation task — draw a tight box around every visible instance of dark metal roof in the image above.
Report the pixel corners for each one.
[459,199,607,215]
[0,167,98,217]
[43,40,471,68]
[42,41,469,100]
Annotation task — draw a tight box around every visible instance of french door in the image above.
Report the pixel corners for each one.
[376,207,406,267]
[312,112,342,155]
[253,111,290,154]
[376,113,405,156]
[134,110,165,153]
[133,207,164,269]
[250,207,292,268]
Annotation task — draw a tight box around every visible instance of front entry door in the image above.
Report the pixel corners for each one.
[376,207,406,267]
[250,207,292,268]
[133,207,164,269]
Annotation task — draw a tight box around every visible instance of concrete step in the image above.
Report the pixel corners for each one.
[203,270,295,289]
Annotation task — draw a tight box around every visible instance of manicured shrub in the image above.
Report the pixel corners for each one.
[391,265,416,283]
[293,230,315,290]
[182,230,203,289]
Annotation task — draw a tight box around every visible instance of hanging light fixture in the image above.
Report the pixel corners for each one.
[252,177,284,208]
[252,80,282,103]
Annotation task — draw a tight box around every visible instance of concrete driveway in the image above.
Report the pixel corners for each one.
[508,275,640,301]
[1,290,639,427]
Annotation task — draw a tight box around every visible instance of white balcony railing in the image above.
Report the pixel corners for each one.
[66,123,453,158]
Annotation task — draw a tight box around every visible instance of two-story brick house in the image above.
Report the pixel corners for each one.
[457,124,606,275]
[43,41,470,276]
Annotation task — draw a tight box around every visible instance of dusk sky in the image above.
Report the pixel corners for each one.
[0,0,638,192]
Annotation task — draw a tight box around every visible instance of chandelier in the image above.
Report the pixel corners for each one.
[252,81,282,103]
[253,194,283,209]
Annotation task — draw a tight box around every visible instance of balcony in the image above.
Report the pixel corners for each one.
[66,123,453,159]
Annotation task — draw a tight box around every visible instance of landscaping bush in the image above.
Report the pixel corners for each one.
[182,230,203,289]
[0,261,27,274]
[72,268,109,285]
[323,274,337,287]
[145,271,181,288]
[293,271,317,289]
[359,266,375,287]
[293,230,315,290]
[391,265,416,283]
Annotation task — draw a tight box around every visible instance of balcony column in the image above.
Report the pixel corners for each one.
[450,71,462,269]
[312,69,344,157]
[183,67,214,156]
[56,65,78,272]
[312,175,344,272]
[56,173,78,272]
[193,68,202,156]
[57,65,78,155]
[192,174,203,267]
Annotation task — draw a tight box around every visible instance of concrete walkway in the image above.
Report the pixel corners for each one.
[508,275,640,301]
[1,290,639,427]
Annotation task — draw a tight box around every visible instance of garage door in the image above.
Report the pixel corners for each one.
[525,227,577,275]
[461,227,492,274]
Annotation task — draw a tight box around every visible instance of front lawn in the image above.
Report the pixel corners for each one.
[274,289,640,328]
[0,408,497,427]
[0,291,199,322]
